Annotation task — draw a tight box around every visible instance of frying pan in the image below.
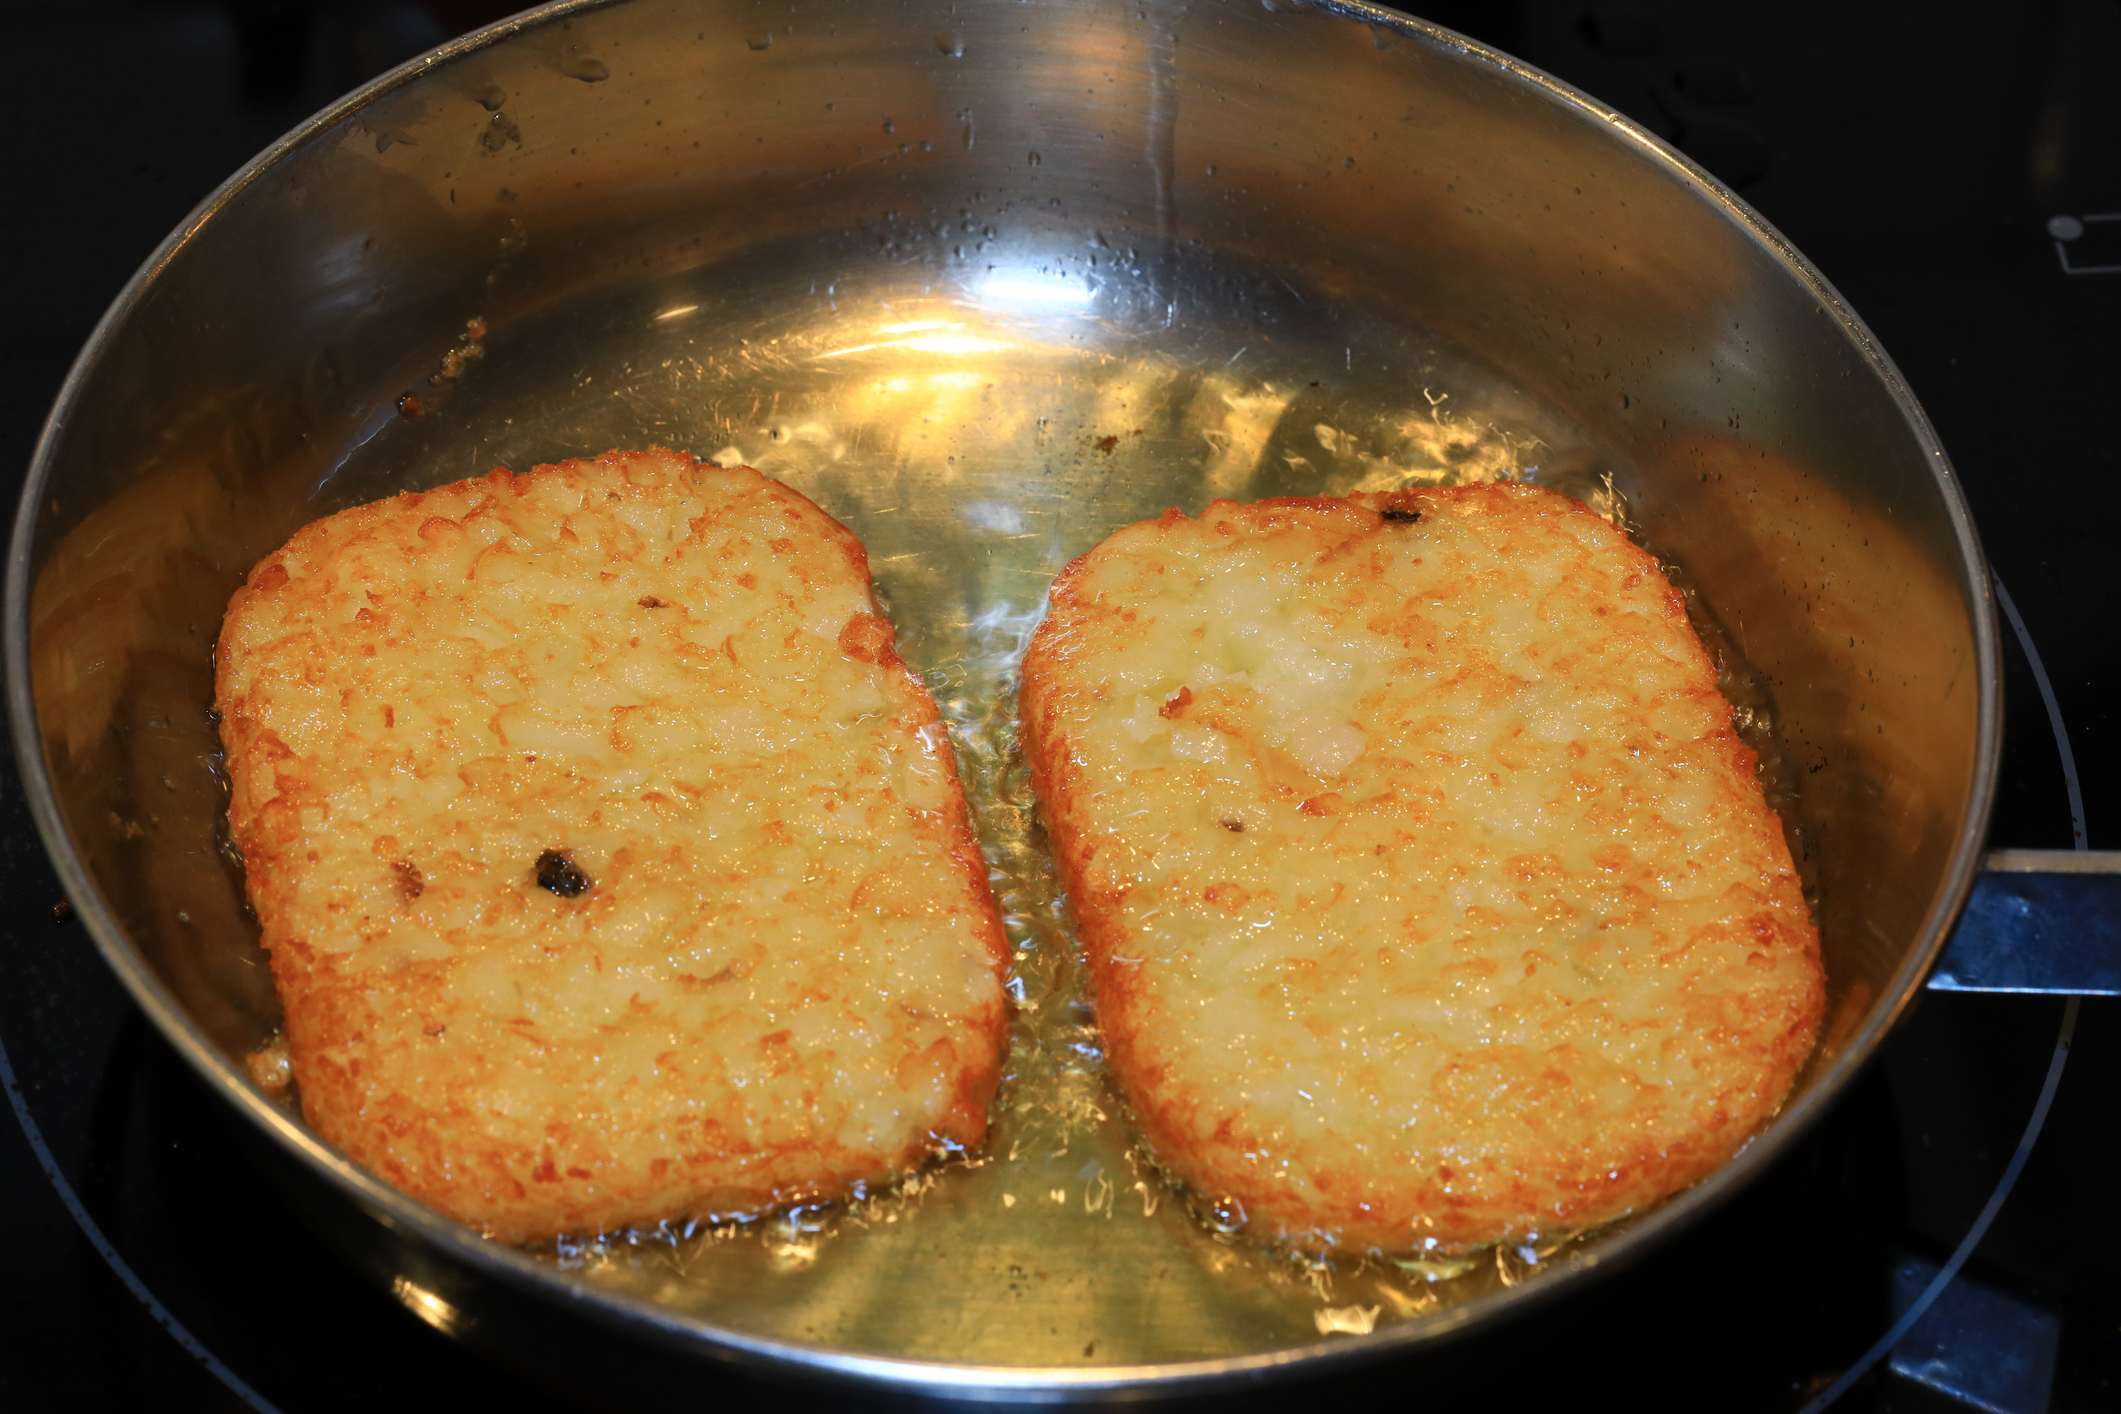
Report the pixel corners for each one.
[2,0,2079,1400]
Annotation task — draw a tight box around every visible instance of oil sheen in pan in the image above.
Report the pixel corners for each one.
[280,240,1803,1366]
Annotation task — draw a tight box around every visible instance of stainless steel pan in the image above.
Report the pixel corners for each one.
[1,0,2051,1398]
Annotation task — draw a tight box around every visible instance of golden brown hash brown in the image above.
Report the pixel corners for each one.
[216,448,1008,1241]
[1019,483,1823,1253]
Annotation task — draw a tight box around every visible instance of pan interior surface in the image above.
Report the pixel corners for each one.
[9,0,1989,1384]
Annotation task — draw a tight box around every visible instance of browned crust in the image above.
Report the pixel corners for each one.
[217,448,1008,1239]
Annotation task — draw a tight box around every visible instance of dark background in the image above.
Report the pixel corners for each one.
[2,1,2116,1410]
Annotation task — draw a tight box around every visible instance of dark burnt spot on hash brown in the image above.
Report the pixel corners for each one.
[1380,508,1421,523]
[534,850,592,898]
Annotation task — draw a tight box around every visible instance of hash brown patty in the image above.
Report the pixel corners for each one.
[1019,484,1823,1253]
[216,449,1008,1240]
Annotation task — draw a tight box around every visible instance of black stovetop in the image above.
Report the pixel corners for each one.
[3,2,2117,1410]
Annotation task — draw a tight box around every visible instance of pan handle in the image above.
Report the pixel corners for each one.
[1927,849,2121,995]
